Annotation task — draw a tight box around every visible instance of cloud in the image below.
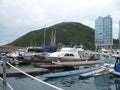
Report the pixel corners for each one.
[0,0,120,45]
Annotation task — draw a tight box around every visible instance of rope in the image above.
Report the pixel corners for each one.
[0,77,14,90]
[7,62,63,90]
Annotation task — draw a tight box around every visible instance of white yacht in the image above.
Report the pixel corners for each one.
[45,47,93,60]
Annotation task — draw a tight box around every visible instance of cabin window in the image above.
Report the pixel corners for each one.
[70,54,74,56]
[64,54,74,57]
[64,54,69,56]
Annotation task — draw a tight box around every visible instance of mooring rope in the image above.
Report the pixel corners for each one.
[7,62,63,90]
[0,77,14,90]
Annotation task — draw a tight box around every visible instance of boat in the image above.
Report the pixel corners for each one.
[112,49,120,57]
[7,49,25,58]
[99,48,112,57]
[24,47,100,65]
[21,47,44,60]
[45,47,99,60]
[109,56,120,76]
[79,67,106,79]
[42,64,101,78]
[79,63,113,79]
[16,47,100,64]
[52,60,103,66]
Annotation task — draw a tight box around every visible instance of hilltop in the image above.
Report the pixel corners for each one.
[8,22,95,50]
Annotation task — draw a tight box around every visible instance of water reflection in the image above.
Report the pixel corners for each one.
[46,75,80,87]
[46,75,97,90]
[109,76,120,90]
[93,74,113,90]
[115,79,120,90]
[0,56,116,90]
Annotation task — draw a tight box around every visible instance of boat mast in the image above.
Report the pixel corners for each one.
[53,29,56,46]
[50,30,53,46]
[43,24,46,48]
[50,28,56,46]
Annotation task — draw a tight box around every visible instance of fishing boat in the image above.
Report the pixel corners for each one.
[42,64,101,78]
[109,57,120,76]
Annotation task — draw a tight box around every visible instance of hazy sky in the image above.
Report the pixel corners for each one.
[0,0,120,45]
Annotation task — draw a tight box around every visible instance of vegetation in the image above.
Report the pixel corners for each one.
[113,39,119,45]
[7,22,98,50]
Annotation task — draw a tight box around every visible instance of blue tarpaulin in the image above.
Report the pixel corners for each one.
[114,57,120,72]
[42,46,57,53]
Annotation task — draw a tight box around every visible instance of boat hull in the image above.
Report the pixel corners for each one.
[42,65,101,78]
[110,69,120,76]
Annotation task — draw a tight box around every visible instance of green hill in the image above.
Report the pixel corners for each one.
[8,22,95,50]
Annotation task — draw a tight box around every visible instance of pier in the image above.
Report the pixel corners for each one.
[0,68,48,76]
[0,56,64,90]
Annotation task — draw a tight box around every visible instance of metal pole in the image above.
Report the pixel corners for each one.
[43,24,46,48]
[2,56,7,90]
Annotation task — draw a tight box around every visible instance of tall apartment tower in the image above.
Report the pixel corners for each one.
[95,15,113,49]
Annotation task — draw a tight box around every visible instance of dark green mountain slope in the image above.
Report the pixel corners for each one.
[8,22,95,50]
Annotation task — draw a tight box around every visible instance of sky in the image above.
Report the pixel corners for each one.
[0,0,120,45]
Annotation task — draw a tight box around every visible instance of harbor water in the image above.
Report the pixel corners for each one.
[0,57,119,90]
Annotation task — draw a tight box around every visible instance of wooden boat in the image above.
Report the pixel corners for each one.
[42,64,101,78]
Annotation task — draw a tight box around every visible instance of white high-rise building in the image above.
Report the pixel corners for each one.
[95,15,113,49]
